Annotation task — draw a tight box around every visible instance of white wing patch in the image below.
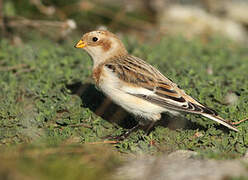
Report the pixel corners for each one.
[121,86,155,96]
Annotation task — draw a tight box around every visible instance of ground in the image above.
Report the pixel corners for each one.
[0,34,248,179]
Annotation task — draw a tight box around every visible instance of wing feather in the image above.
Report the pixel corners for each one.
[105,55,222,116]
[103,55,238,131]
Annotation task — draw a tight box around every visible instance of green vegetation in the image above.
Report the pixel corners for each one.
[0,34,248,179]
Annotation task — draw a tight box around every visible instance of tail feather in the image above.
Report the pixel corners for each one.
[202,114,238,132]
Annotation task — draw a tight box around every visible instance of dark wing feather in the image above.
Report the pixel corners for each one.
[103,55,238,131]
[104,55,218,116]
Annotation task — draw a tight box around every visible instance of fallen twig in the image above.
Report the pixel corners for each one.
[231,118,248,125]
[69,123,93,129]
[30,0,55,16]
[7,16,75,29]
[62,1,153,31]
[86,140,119,145]
[14,67,35,75]
[0,64,29,71]
[0,64,35,75]
[149,140,163,151]
[5,16,76,39]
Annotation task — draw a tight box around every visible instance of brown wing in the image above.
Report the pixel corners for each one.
[102,55,239,131]
[104,55,218,116]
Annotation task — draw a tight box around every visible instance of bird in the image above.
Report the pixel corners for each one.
[74,30,238,135]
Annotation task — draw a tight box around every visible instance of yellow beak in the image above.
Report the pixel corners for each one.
[74,40,87,48]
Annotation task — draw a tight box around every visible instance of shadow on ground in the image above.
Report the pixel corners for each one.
[66,82,209,132]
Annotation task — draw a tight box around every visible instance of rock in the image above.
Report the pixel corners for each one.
[225,2,248,25]
[115,150,248,180]
[159,5,248,43]
[243,150,248,160]
[224,92,239,105]
[168,150,197,160]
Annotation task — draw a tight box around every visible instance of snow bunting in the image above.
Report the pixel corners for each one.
[75,30,238,132]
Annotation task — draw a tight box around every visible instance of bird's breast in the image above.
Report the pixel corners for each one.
[92,65,104,86]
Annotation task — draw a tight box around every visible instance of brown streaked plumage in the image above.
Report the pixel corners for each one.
[93,64,103,86]
[75,30,238,132]
[104,55,218,115]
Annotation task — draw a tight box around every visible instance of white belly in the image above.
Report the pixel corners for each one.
[98,67,178,121]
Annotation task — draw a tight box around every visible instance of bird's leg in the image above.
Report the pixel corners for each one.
[102,114,160,140]
[120,123,142,139]
[144,121,156,135]
[144,114,161,135]
[103,123,141,141]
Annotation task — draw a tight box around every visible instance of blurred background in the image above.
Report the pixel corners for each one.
[1,0,248,44]
[1,1,248,179]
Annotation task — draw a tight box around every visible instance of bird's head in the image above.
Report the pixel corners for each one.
[75,30,128,67]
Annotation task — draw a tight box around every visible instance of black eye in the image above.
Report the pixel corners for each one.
[92,37,98,42]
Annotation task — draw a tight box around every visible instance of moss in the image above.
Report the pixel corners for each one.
[0,144,122,180]
[0,34,248,178]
